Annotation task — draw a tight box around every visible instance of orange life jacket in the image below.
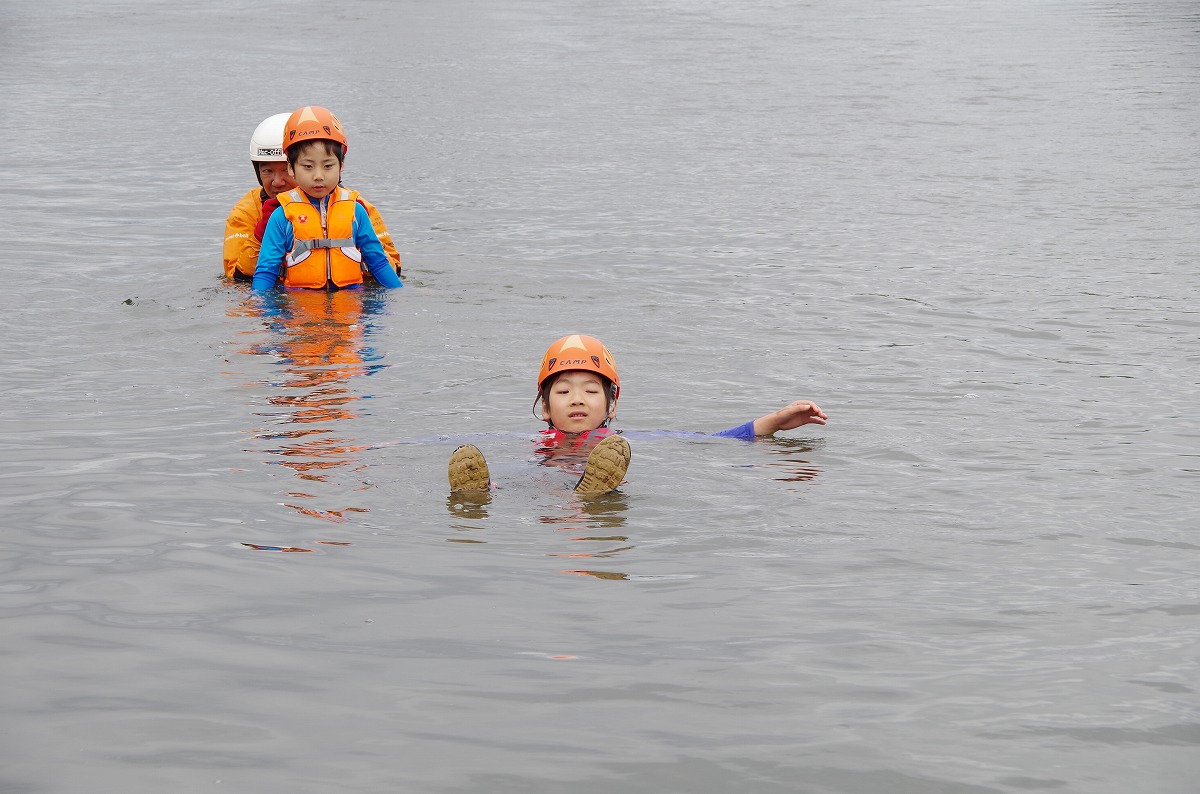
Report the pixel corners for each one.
[277,188,365,289]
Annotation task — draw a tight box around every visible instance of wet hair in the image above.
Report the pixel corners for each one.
[286,139,345,167]
[531,371,618,424]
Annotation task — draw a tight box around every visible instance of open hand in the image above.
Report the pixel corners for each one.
[754,400,827,435]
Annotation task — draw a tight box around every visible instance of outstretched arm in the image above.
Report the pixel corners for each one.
[751,401,827,437]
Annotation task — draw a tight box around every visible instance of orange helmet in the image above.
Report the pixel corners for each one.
[283,106,348,153]
[537,335,620,398]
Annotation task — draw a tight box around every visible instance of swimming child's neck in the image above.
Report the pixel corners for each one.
[544,426,611,438]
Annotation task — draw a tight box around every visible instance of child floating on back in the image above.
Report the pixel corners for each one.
[252,106,404,292]
[448,334,828,496]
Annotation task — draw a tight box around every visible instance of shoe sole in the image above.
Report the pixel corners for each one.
[448,444,491,492]
[575,435,631,494]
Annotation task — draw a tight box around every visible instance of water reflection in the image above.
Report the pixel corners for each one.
[562,569,629,581]
[443,435,822,579]
[446,492,492,523]
[444,439,634,576]
[235,289,389,522]
[541,490,632,577]
[763,438,825,483]
[241,541,354,553]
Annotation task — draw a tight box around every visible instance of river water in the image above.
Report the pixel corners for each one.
[2,0,1197,791]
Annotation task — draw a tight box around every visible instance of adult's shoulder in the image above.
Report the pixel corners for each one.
[227,188,264,221]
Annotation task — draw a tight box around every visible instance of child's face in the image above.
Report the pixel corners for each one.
[541,371,615,434]
[288,144,342,200]
[257,162,296,199]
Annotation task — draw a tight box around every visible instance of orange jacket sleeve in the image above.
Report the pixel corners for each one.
[222,189,265,279]
[358,197,402,275]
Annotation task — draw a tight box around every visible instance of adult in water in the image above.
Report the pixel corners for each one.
[223,112,401,282]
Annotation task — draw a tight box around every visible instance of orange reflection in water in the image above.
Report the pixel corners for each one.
[236,289,389,519]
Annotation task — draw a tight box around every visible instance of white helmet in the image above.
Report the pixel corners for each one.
[249,113,290,162]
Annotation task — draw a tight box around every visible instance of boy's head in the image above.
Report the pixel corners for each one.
[249,112,296,199]
[283,106,349,200]
[285,139,345,168]
[536,335,620,433]
[283,106,348,153]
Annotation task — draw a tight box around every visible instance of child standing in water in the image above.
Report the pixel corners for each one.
[252,106,404,292]
[448,334,828,495]
[224,112,403,282]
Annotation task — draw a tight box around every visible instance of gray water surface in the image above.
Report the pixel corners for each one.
[2,0,1198,792]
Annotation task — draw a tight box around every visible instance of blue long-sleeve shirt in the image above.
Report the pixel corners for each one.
[710,420,756,440]
[252,195,403,291]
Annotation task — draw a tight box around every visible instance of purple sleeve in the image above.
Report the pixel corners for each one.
[711,420,756,440]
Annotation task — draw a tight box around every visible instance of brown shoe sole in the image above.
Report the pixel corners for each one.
[575,435,631,494]
[448,444,491,492]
